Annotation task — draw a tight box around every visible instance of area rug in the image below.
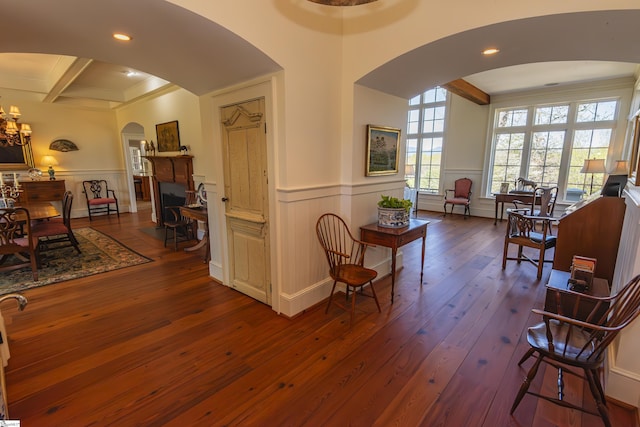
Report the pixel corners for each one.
[0,228,153,295]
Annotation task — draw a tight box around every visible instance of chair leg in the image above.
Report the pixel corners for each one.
[350,285,357,327]
[502,240,509,270]
[511,351,544,414]
[443,202,447,217]
[537,246,545,279]
[585,368,612,427]
[517,348,535,366]
[325,281,337,314]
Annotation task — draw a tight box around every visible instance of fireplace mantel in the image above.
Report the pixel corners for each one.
[146,155,194,226]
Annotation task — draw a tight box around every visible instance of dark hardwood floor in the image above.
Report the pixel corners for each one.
[2,210,637,426]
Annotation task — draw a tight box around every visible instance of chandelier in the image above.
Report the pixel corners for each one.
[0,104,32,147]
[307,0,378,5]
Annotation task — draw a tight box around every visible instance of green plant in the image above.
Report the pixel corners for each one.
[377,194,412,213]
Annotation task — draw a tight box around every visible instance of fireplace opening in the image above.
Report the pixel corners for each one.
[159,182,187,224]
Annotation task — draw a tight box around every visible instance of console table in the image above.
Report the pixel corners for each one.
[18,180,66,203]
[360,219,429,303]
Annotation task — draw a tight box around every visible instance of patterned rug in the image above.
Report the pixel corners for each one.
[0,228,153,295]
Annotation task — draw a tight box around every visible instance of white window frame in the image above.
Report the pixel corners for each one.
[405,87,449,194]
[482,81,632,203]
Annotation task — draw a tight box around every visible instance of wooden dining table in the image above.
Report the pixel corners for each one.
[15,201,60,221]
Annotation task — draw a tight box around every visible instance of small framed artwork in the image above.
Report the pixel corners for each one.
[156,120,181,152]
[500,182,510,193]
[366,124,401,176]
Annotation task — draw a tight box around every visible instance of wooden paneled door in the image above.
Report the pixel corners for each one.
[221,98,271,305]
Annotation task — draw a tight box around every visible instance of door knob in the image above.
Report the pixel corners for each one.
[222,197,229,202]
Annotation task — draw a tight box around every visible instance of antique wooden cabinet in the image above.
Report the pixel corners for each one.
[18,180,66,203]
[553,195,625,285]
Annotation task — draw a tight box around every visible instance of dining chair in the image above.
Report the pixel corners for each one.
[316,213,381,327]
[0,208,38,281]
[164,190,197,251]
[443,177,472,218]
[502,209,556,279]
[31,191,81,256]
[513,185,558,214]
[82,180,119,221]
[511,274,640,427]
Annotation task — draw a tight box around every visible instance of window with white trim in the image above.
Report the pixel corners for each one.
[405,87,447,193]
[488,98,618,200]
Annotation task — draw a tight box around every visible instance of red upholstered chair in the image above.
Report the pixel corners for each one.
[31,191,81,256]
[0,208,38,281]
[443,177,472,218]
[82,180,119,221]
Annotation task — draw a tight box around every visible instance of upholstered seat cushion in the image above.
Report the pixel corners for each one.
[88,198,116,205]
[447,197,470,205]
[31,222,69,238]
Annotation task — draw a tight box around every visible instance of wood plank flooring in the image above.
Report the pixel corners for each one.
[2,210,637,426]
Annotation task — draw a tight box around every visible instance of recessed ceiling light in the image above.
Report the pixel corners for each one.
[126,71,138,77]
[482,48,500,55]
[113,33,132,42]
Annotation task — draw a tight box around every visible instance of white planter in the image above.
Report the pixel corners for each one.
[378,207,409,228]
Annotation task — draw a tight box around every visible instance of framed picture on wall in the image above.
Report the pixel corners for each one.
[365,124,401,176]
[0,140,35,170]
[156,120,181,152]
[630,115,640,185]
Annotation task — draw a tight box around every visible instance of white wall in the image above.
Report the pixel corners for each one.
[115,87,204,176]
[0,88,126,217]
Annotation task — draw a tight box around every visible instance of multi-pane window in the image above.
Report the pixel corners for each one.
[405,87,447,192]
[488,98,618,200]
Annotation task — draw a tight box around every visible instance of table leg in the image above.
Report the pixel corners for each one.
[494,200,499,225]
[391,247,397,304]
[184,230,210,262]
[420,234,426,285]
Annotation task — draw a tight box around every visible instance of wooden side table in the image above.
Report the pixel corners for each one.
[544,269,610,322]
[493,191,534,225]
[360,219,429,303]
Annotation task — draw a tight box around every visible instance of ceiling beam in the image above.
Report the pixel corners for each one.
[42,58,94,104]
[442,79,490,105]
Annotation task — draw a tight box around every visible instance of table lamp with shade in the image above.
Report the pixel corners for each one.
[608,160,630,176]
[580,158,606,195]
[41,155,59,180]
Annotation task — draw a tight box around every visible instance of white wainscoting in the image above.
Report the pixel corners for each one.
[606,187,640,409]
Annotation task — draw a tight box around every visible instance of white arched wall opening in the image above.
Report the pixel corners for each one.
[120,122,147,215]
